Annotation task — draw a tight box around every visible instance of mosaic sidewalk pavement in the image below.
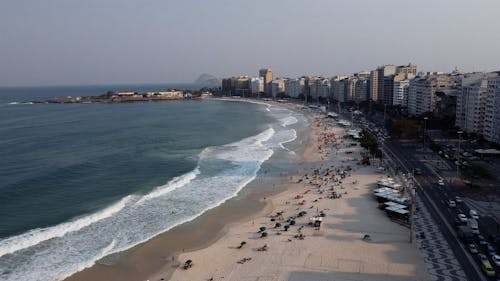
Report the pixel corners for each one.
[414,196,468,281]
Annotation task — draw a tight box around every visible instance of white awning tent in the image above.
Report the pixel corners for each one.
[385,206,409,215]
[474,148,500,155]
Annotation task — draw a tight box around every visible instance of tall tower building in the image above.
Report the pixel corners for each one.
[259,68,273,95]
[376,65,396,104]
[369,70,378,101]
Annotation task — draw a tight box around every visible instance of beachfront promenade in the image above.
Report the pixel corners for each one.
[165,105,429,281]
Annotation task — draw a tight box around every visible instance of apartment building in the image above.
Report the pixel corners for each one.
[392,74,410,106]
[259,68,273,95]
[250,77,264,95]
[408,74,455,116]
[284,78,305,98]
[484,75,500,143]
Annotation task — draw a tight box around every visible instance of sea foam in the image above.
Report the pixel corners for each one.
[0,103,303,281]
[0,195,133,258]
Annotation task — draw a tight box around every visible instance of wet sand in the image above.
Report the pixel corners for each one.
[66,101,428,281]
[65,100,311,281]
[166,108,428,281]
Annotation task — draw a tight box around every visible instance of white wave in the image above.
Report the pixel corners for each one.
[0,124,283,281]
[138,167,201,203]
[53,239,116,281]
[278,129,297,154]
[0,196,133,258]
[280,116,298,127]
[8,102,19,105]
[83,127,277,264]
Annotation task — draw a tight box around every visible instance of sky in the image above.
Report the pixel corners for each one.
[1,0,499,86]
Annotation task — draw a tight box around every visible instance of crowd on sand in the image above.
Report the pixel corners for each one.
[162,108,427,281]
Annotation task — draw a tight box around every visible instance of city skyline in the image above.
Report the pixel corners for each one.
[1,0,500,86]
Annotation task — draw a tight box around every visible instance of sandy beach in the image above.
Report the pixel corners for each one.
[65,102,428,281]
[160,105,428,281]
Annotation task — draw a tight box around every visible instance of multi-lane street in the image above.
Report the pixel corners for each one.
[382,138,496,281]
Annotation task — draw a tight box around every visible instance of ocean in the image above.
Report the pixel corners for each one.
[0,85,307,281]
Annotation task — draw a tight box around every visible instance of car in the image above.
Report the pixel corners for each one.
[469,243,479,254]
[455,218,466,227]
[487,244,497,257]
[478,235,489,246]
[479,253,490,264]
[438,179,445,186]
[470,209,479,220]
[457,213,468,223]
[414,168,422,175]
[492,255,500,267]
[482,262,496,277]
[447,200,456,208]
[455,196,463,203]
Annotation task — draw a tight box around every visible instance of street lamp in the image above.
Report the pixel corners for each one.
[456,131,463,182]
[409,168,416,243]
[423,117,428,150]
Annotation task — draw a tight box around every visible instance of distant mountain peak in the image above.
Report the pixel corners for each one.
[195,74,220,87]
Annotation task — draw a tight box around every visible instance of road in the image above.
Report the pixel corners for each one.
[382,139,491,281]
[339,110,497,280]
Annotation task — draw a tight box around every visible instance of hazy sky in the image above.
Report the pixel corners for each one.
[1,0,499,86]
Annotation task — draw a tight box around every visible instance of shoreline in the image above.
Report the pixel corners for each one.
[64,99,311,281]
[166,108,428,281]
[66,99,427,281]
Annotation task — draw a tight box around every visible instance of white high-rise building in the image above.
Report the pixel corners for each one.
[309,77,330,101]
[408,74,455,116]
[331,75,348,102]
[250,77,264,95]
[354,78,369,103]
[455,72,500,144]
[461,79,489,134]
[284,78,305,98]
[393,75,410,106]
[271,79,285,98]
[484,75,500,144]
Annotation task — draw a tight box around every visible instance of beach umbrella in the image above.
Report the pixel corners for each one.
[259,226,267,232]
[290,220,296,225]
[185,259,192,265]
[284,225,290,231]
[275,223,282,228]
[261,232,268,238]
[270,218,276,222]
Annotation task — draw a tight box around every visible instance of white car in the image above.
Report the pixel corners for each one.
[492,255,500,267]
[469,243,479,254]
[469,209,479,220]
[455,196,463,203]
[437,179,445,186]
[447,200,456,208]
[457,213,468,223]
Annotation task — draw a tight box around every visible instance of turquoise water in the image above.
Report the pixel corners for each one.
[0,87,306,281]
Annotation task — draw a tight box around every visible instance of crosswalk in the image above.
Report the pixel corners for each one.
[414,196,468,281]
